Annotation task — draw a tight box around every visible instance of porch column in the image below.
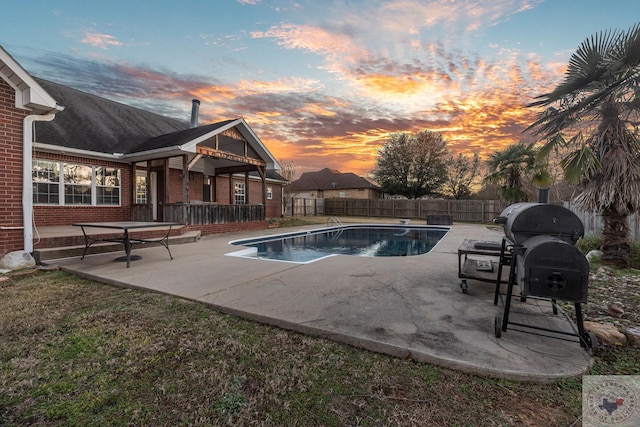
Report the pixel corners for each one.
[244,172,249,204]
[131,163,137,204]
[146,167,151,204]
[182,154,189,204]
[257,166,266,205]
[228,174,233,204]
[212,173,217,202]
[164,158,170,200]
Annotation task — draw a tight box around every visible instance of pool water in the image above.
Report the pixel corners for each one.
[228,225,449,263]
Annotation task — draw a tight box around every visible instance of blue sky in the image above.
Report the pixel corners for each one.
[2,0,639,176]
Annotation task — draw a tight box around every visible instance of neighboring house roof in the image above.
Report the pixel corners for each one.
[31,77,280,170]
[289,168,379,191]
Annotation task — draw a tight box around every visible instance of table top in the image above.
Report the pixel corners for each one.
[72,221,180,230]
[458,239,503,256]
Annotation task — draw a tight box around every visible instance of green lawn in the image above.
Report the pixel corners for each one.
[1,268,637,426]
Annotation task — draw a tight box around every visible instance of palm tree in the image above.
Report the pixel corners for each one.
[484,142,552,203]
[526,23,640,268]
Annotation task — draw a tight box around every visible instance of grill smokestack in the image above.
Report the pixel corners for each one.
[190,99,200,128]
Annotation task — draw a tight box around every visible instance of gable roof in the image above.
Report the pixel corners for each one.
[0,46,61,113]
[289,168,379,191]
[31,78,280,169]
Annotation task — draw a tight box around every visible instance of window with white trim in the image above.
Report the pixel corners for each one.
[96,166,120,205]
[267,186,273,200]
[135,172,147,204]
[234,182,246,204]
[32,160,60,204]
[33,160,121,206]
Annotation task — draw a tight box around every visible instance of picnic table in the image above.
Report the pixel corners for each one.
[72,221,180,267]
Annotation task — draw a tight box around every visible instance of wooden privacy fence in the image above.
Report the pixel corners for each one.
[131,203,265,225]
[563,202,640,240]
[288,198,325,216]
[321,198,508,224]
[293,197,640,239]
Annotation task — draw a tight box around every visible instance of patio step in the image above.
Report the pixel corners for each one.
[33,230,201,264]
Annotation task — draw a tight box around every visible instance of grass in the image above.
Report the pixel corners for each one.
[0,269,595,426]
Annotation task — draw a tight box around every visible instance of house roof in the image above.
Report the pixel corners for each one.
[34,77,189,155]
[0,47,61,113]
[289,168,379,191]
[31,78,280,170]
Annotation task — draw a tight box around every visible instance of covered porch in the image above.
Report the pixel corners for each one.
[124,118,281,227]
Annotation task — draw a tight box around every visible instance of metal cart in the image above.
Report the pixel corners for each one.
[457,239,510,293]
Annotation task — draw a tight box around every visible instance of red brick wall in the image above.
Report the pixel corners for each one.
[167,169,204,203]
[32,152,133,226]
[0,79,30,256]
[186,221,269,235]
[214,175,282,218]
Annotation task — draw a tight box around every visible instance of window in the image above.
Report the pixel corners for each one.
[64,164,92,205]
[95,166,120,205]
[339,192,346,198]
[33,160,121,206]
[267,186,273,200]
[32,160,60,204]
[135,172,147,204]
[234,182,246,204]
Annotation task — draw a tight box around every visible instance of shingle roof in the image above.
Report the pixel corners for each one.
[130,120,236,153]
[29,77,282,173]
[33,77,193,154]
[289,168,379,191]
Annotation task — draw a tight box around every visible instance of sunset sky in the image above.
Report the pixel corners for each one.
[2,1,639,177]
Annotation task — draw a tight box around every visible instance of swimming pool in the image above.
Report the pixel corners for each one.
[227,224,450,263]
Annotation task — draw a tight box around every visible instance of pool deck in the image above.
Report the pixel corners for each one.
[47,220,593,382]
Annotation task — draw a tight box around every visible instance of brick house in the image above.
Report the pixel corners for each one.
[0,45,284,257]
[288,168,381,199]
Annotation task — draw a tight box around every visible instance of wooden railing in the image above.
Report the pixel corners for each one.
[131,203,265,225]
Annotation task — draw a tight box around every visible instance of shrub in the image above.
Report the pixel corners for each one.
[576,234,603,254]
[576,234,640,269]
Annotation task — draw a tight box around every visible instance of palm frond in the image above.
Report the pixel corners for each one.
[535,134,566,161]
[560,145,601,183]
[608,23,640,73]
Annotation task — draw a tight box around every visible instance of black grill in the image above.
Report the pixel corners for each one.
[494,202,584,245]
[516,235,589,303]
[492,203,596,351]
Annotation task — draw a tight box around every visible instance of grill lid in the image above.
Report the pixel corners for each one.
[494,202,584,245]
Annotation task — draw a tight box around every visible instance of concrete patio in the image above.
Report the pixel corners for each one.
[45,220,593,382]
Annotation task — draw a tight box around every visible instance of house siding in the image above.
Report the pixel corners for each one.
[292,188,380,199]
[0,78,30,256]
[322,188,379,199]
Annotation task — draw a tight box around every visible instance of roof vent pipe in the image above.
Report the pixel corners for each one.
[190,99,200,128]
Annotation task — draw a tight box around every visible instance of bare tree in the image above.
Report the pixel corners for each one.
[279,160,297,217]
[445,152,479,199]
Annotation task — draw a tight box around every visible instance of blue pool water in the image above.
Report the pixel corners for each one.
[228,225,449,263]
